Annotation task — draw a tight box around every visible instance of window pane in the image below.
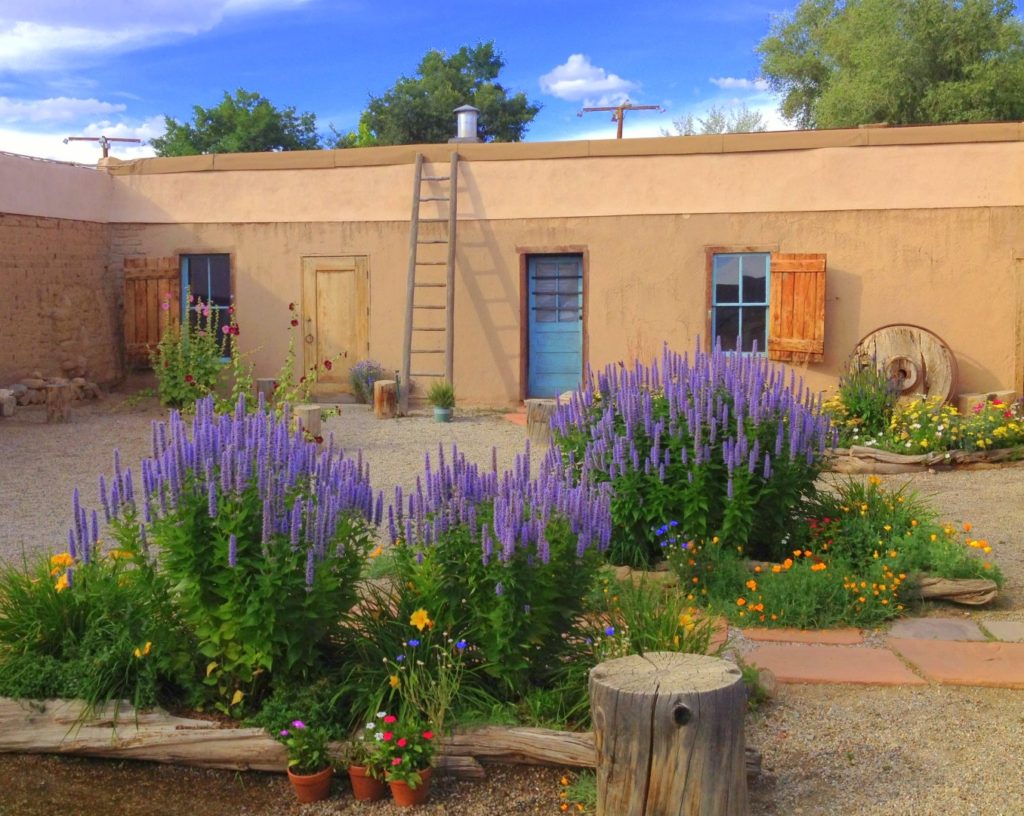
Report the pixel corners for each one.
[557,276,580,295]
[741,255,768,303]
[209,255,231,304]
[185,257,211,300]
[558,309,578,322]
[559,293,579,311]
[741,306,767,353]
[714,255,740,304]
[534,277,557,293]
[715,306,740,351]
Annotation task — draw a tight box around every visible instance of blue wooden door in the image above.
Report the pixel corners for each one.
[528,255,583,398]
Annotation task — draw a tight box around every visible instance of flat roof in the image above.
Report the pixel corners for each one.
[99,120,1024,176]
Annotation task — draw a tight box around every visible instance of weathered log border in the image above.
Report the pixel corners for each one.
[0,698,761,781]
[828,445,1024,474]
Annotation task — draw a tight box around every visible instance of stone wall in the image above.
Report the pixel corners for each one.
[0,212,119,386]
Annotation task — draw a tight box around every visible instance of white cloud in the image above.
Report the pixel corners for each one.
[0,0,314,72]
[709,77,770,92]
[0,115,162,162]
[539,54,638,104]
[0,96,126,123]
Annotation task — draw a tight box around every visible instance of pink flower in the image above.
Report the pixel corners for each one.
[382,731,393,741]
[291,720,306,729]
[383,715,397,724]
[397,738,407,747]
[422,731,434,740]
[160,300,170,311]
[222,325,230,334]
[391,757,402,766]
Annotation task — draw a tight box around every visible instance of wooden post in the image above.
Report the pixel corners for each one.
[590,652,748,816]
[45,383,72,423]
[255,378,277,404]
[373,380,398,419]
[293,405,321,439]
[525,398,557,447]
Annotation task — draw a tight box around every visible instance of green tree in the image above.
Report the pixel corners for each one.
[337,42,540,146]
[666,103,768,135]
[151,89,321,156]
[758,0,1024,129]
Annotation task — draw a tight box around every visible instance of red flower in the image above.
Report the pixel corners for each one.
[323,359,333,371]
[397,738,407,747]
[290,319,298,327]
[382,731,393,742]
[184,374,194,384]
[422,731,434,740]
[231,326,240,336]
[299,376,306,384]
[228,306,235,314]
[383,715,397,724]
[288,302,295,311]
[391,757,402,766]
[314,435,323,445]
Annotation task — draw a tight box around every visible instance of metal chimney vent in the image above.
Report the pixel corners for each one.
[450,104,480,143]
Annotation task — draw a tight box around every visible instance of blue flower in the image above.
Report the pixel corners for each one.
[455,639,467,650]
[396,654,405,662]
[408,639,420,648]
[605,626,616,637]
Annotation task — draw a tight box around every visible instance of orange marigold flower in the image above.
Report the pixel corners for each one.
[963,522,972,532]
[736,597,747,607]
[745,579,758,591]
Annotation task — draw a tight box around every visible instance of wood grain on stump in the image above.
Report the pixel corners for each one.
[293,405,321,439]
[590,652,748,816]
[45,383,71,423]
[525,398,557,447]
[373,380,398,418]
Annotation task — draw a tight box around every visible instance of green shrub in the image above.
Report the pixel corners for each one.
[349,359,388,404]
[151,292,228,408]
[426,379,455,409]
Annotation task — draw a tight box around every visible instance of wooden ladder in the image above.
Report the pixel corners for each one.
[400,152,459,412]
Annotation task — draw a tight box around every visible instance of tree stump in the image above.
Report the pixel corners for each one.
[45,383,72,423]
[255,378,277,404]
[525,398,557,447]
[590,652,748,816]
[293,405,321,440]
[373,380,398,419]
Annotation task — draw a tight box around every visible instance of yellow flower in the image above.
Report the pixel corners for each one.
[369,546,383,559]
[867,475,881,486]
[54,573,70,592]
[50,552,74,569]
[107,549,135,561]
[133,642,152,658]
[409,608,432,631]
[389,674,401,689]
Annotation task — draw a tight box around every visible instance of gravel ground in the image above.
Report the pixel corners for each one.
[1,381,1023,815]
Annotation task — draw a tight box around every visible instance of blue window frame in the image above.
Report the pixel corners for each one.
[181,254,232,354]
[711,252,769,353]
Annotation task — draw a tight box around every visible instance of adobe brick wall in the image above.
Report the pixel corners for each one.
[0,212,120,385]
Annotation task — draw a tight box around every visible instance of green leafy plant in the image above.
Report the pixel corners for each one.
[426,379,455,409]
[349,360,388,404]
[277,719,332,774]
[150,291,228,408]
[827,357,899,446]
[369,712,437,788]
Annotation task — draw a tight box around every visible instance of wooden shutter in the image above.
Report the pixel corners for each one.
[767,253,826,363]
[124,257,179,366]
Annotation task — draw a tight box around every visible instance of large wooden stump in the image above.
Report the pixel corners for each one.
[255,378,277,403]
[590,652,748,816]
[293,405,321,439]
[45,383,71,423]
[373,380,398,419]
[525,398,557,447]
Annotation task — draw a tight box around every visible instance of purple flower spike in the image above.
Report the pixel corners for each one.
[228,534,238,567]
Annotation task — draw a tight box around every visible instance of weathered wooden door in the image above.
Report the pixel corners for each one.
[527,254,583,398]
[123,257,179,367]
[301,256,369,393]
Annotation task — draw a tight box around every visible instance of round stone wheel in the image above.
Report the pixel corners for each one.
[854,323,957,402]
[589,652,748,816]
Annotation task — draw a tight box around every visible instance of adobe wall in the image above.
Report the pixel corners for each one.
[0,155,119,386]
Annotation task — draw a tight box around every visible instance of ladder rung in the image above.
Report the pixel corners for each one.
[417,239,448,244]
[413,327,446,332]
[419,196,450,201]
[413,305,445,309]
[412,349,444,353]
[415,283,447,288]
[416,260,446,265]
[412,372,445,377]
[419,218,448,223]
[421,175,450,181]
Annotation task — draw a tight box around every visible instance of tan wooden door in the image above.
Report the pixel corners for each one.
[301,256,369,393]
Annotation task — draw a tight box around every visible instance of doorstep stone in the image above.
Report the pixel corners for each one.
[746,644,926,686]
[742,627,864,645]
[887,617,986,641]
[888,639,1024,688]
[981,620,1024,643]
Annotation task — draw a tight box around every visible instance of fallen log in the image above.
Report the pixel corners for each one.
[829,445,1024,474]
[914,576,999,606]
[0,699,759,780]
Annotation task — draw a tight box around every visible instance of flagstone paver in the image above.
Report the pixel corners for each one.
[887,638,1024,688]
[887,617,987,641]
[742,627,863,645]
[981,620,1024,642]
[746,643,926,686]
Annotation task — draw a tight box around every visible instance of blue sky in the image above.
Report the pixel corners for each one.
[0,0,794,162]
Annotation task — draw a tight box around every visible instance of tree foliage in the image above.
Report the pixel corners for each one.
[666,103,768,135]
[151,89,321,156]
[758,0,1024,128]
[339,42,540,146]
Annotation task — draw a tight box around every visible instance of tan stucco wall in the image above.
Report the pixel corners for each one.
[0,152,112,220]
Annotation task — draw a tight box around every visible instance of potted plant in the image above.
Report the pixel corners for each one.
[426,380,455,423]
[376,714,437,807]
[277,720,334,803]
[342,714,390,802]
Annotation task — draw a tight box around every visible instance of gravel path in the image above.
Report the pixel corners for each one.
[1,382,1023,814]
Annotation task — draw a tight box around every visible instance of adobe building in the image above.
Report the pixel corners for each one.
[1,121,1022,408]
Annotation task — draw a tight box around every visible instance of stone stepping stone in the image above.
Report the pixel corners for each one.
[887,617,986,641]
[981,620,1024,643]
[742,627,863,645]
[888,639,1024,688]
[746,644,926,686]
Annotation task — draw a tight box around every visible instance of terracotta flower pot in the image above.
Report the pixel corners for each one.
[389,767,433,807]
[287,765,333,803]
[348,764,388,802]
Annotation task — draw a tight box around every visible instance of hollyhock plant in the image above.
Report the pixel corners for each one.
[549,341,835,566]
[89,395,382,711]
